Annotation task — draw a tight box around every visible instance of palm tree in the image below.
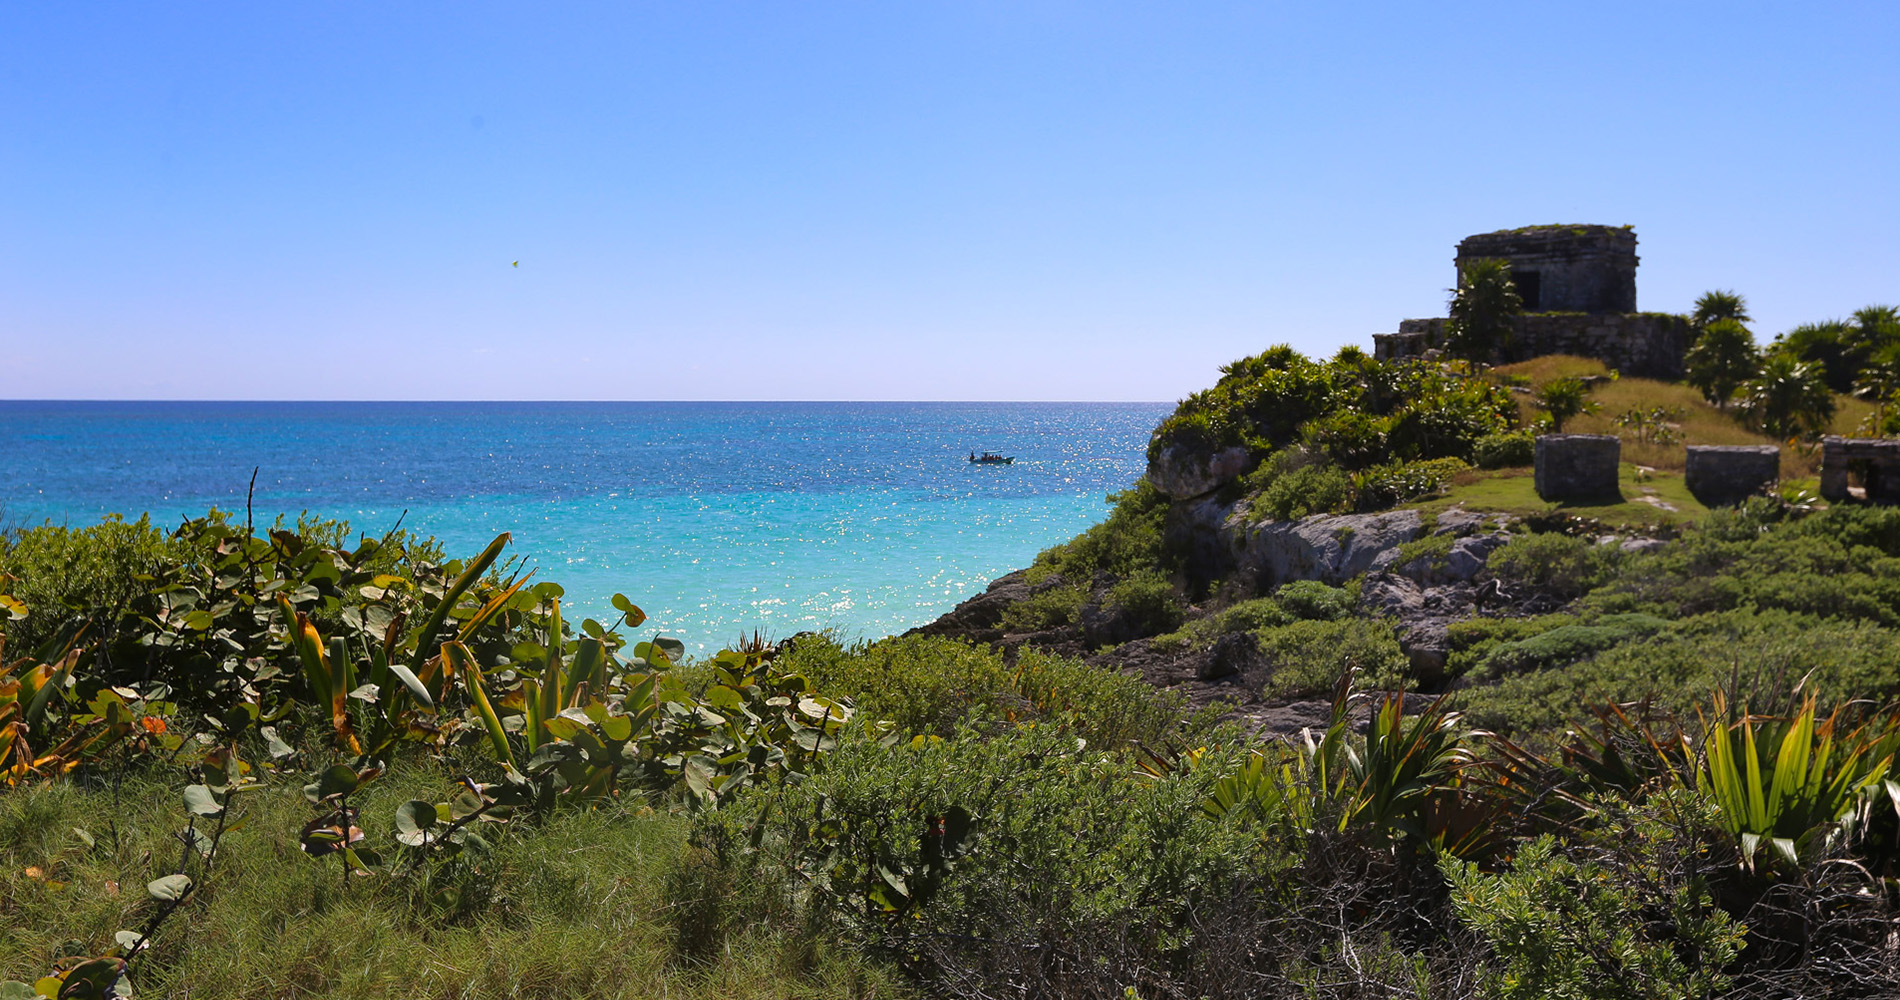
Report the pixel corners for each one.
[1847,305,1900,376]
[1446,259,1521,365]
[1739,355,1836,440]
[1692,290,1751,329]
[1533,377,1599,433]
[1853,346,1900,435]
[1684,318,1760,408]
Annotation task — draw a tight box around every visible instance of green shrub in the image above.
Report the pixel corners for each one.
[0,756,898,1000]
[1147,345,1517,476]
[1300,409,1390,470]
[1446,829,1742,999]
[0,514,182,654]
[1472,430,1535,469]
[783,634,1192,748]
[999,583,1087,632]
[1106,570,1185,636]
[783,633,1018,738]
[1582,506,1900,626]
[1385,382,1514,461]
[1460,609,1900,737]
[1273,580,1354,621]
[1149,596,1296,653]
[1028,479,1173,583]
[1489,532,1620,601]
[1476,613,1670,678]
[692,722,1272,987]
[1353,457,1470,511]
[1443,614,1576,679]
[1259,463,1352,521]
[1258,618,1409,699]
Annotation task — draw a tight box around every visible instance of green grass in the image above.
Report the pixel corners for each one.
[1491,355,1871,481]
[1407,463,1711,529]
[0,758,909,1000]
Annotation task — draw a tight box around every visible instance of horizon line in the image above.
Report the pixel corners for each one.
[0,397,1177,405]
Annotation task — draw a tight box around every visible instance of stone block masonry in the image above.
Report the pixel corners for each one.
[1374,313,1691,380]
[1535,434,1621,501]
[1685,445,1779,507]
[1820,437,1900,505]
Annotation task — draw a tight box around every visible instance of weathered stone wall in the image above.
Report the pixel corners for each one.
[1535,434,1620,500]
[1820,437,1900,504]
[1685,445,1779,507]
[1456,224,1637,313]
[1372,312,1689,380]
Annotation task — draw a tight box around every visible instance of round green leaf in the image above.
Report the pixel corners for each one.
[394,799,438,844]
[182,784,224,817]
[146,873,193,902]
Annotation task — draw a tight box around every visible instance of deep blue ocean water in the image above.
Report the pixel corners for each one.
[0,401,1170,651]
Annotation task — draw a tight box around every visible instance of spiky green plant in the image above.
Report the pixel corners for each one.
[1697,692,1890,870]
[1532,376,1600,432]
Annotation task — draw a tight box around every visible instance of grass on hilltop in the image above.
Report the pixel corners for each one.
[1492,355,1869,482]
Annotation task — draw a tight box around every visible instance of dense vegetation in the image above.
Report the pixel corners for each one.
[5,494,1900,998]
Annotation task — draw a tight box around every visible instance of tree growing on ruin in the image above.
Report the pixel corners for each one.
[1445,259,1521,365]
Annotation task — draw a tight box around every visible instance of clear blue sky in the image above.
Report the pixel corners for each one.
[3,2,1894,401]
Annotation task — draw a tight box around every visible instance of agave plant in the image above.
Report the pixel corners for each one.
[1214,674,1491,856]
[1696,692,1891,870]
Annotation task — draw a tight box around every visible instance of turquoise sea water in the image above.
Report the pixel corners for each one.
[0,402,1169,651]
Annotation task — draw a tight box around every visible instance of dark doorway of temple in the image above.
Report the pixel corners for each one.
[1510,270,1542,311]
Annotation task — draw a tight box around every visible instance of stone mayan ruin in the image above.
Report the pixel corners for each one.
[1533,434,1621,501]
[1374,225,1692,379]
[1820,436,1900,505]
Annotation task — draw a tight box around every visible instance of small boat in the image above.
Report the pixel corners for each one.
[968,451,1014,465]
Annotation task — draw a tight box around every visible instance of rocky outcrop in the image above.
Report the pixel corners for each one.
[1224,509,1427,590]
[911,494,1566,726]
[904,569,1033,646]
[1148,444,1254,500]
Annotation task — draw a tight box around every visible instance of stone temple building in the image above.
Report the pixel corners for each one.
[1373,224,1691,379]
[1456,225,1637,314]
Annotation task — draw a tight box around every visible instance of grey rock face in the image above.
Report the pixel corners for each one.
[1227,510,1427,590]
[1535,434,1621,500]
[1148,444,1255,500]
[1445,534,1509,582]
[1685,445,1778,508]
